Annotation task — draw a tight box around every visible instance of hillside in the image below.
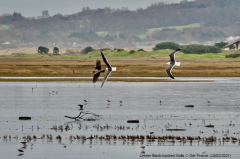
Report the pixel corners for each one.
[0,0,240,49]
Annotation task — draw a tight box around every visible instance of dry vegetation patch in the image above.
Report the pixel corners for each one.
[0,58,240,78]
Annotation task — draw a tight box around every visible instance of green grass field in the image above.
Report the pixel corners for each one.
[0,25,9,30]
[96,32,108,37]
[80,49,231,60]
[138,23,200,39]
[0,49,236,60]
[96,23,200,39]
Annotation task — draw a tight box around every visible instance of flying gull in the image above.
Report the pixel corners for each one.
[100,51,116,87]
[165,48,181,79]
[93,59,105,83]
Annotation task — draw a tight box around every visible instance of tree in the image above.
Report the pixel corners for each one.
[53,47,59,55]
[153,42,180,51]
[208,46,222,53]
[38,46,49,54]
[181,44,221,54]
[214,42,235,49]
[119,33,127,39]
[214,42,228,48]
[42,10,50,18]
[104,34,114,41]
[82,46,93,54]
[69,31,100,42]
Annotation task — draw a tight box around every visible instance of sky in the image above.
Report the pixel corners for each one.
[0,0,183,17]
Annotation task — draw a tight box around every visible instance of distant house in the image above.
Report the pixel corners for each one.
[2,42,10,45]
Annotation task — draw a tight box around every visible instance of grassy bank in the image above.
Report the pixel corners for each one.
[0,25,9,30]
[138,23,200,39]
[0,48,240,81]
[0,48,238,60]
[0,58,240,78]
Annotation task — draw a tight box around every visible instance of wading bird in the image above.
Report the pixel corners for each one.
[17,149,24,154]
[78,104,83,110]
[208,101,211,106]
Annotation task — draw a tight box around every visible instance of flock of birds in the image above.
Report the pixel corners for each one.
[93,49,181,87]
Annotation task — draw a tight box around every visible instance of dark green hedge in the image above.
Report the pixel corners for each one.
[153,42,180,51]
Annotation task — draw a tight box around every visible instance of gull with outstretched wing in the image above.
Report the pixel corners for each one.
[100,51,116,87]
[93,59,105,83]
[166,48,181,79]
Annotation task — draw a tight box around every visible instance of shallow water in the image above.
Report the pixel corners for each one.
[0,81,240,158]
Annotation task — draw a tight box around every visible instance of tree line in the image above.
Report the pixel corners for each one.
[0,0,240,45]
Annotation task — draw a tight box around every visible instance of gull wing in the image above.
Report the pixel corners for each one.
[93,59,101,83]
[223,39,240,48]
[166,64,175,79]
[101,69,112,87]
[93,72,100,83]
[95,59,101,70]
[169,48,181,63]
[100,51,111,68]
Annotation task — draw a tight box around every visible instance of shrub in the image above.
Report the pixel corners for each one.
[214,42,228,48]
[138,48,146,52]
[225,54,240,58]
[38,46,49,54]
[208,46,221,53]
[100,48,111,51]
[129,50,135,54]
[181,44,221,54]
[153,42,180,51]
[53,47,59,55]
[117,48,124,52]
[82,46,93,54]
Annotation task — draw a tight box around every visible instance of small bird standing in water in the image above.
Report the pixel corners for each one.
[18,149,24,154]
[78,104,83,110]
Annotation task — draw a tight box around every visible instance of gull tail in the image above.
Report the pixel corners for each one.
[111,67,116,71]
